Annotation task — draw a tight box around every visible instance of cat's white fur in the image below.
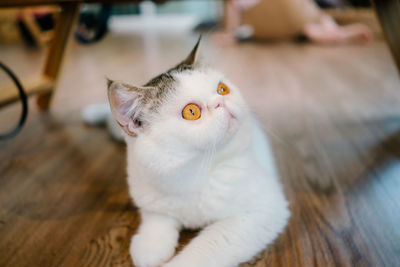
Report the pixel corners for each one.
[108,67,290,267]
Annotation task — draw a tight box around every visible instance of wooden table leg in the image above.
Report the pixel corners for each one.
[372,0,400,75]
[37,2,80,110]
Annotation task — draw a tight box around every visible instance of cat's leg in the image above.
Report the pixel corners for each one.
[163,212,289,267]
[131,211,181,267]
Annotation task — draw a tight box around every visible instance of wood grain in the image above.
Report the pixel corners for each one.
[0,30,399,267]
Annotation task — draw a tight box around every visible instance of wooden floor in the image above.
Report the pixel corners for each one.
[1,29,400,267]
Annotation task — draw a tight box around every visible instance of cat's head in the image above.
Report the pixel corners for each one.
[108,38,248,151]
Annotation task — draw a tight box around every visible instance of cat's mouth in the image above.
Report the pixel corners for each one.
[224,106,236,120]
[214,102,239,133]
[215,102,237,120]
[222,106,238,133]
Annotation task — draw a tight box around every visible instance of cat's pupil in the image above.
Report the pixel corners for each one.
[221,87,225,91]
[190,109,195,115]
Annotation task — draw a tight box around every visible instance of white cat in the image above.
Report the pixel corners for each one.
[106,38,290,267]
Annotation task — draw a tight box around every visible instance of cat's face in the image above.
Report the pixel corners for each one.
[147,69,246,150]
[108,38,248,151]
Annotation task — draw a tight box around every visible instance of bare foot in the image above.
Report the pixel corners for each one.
[303,15,372,45]
[340,23,372,44]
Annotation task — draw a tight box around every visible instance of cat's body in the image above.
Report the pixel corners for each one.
[106,39,290,267]
[128,107,283,228]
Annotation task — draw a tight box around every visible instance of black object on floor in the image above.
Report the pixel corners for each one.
[0,62,28,140]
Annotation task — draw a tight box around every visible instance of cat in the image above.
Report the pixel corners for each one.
[106,37,290,267]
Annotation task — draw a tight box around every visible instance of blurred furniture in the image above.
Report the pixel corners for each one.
[20,6,59,48]
[75,4,111,44]
[372,0,400,74]
[0,9,21,43]
[0,0,166,111]
[0,2,80,110]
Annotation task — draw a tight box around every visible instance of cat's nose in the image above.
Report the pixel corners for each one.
[208,97,226,110]
[215,102,226,109]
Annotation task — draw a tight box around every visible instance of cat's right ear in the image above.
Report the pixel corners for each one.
[181,35,201,66]
[107,79,152,136]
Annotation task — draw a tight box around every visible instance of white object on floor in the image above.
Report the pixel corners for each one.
[109,14,201,33]
[236,24,254,40]
[81,103,110,125]
[81,103,124,141]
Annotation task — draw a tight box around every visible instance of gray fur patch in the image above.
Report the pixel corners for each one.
[142,36,200,107]
[143,62,195,110]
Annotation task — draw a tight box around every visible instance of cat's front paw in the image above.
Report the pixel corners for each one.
[130,233,175,267]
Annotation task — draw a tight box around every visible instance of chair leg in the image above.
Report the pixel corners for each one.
[37,2,80,111]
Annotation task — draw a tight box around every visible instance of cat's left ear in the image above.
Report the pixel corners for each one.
[181,36,201,66]
[107,79,156,136]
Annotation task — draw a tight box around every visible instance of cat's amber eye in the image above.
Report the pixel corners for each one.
[182,104,201,120]
[217,82,230,95]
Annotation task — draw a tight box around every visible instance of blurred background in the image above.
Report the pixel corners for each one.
[0,0,399,266]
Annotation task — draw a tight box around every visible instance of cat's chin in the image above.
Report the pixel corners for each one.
[221,106,239,134]
[213,113,240,148]
[227,115,238,134]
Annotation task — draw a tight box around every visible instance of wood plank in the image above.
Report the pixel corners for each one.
[0,74,54,107]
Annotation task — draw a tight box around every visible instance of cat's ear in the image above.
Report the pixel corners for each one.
[107,79,154,136]
[181,36,201,66]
